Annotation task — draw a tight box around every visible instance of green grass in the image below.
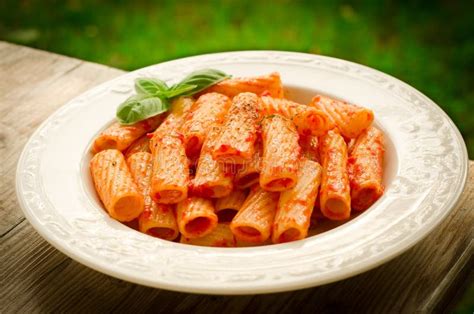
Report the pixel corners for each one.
[1,0,473,158]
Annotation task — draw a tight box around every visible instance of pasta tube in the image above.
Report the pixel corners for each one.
[299,134,319,162]
[90,149,144,222]
[215,189,248,222]
[123,134,151,160]
[176,197,218,239]
[213,92,261,164]
[310,95,374,138]
[261,96,330,136]
[151,134,189,204]
[191,125,233,198]
[234,142,262,189]
[348,126,385,211]
[127,152,178,240]
[273,159,322,243]
[180,223,236,247]
[230,185,279,243]
[149,96,193,153]
[203,72,284,98]
[93,115,163,153]
[319,130,351,220]
[260,114,300,191]
[181,93,231,157]
[148,88,193,205]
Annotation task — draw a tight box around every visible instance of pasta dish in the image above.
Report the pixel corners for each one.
[89,71,384,247]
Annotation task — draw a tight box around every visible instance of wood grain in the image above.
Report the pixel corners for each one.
[0,41,123,236]
[1,41,473,313]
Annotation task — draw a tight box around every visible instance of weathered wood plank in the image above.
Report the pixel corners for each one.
[422,240,473,313]
[1,220,141,313]
[0,41,124,236]
[0,41,472,313]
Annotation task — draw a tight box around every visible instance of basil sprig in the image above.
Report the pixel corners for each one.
[134,78,169,95]
[116,69,230,125]
[116,95,169,125]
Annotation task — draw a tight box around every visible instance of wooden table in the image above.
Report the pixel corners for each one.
[1,42,473,313]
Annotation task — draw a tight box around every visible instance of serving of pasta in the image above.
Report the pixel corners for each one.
[89,71,385,247]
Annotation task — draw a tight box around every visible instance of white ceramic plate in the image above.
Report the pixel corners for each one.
[16,51,468,294]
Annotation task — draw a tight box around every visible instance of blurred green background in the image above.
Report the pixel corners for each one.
[0,1,473,312]
[1,0,473,157]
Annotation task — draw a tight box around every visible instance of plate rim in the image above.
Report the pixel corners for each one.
[15,50,469,294]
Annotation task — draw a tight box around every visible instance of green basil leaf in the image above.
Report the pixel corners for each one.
[163,84,197,98]
[116,95,168,125]
[116,69,230,125]
[134,78,169,96]
[171,68,230,96]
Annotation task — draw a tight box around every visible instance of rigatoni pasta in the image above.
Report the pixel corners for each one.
[234,142,262,189]
[180,223,236,247]
[299,134,319,162]
[90,149,144,222]
[93,115,163,153]
[261,96,329,136]
[213,92,261,164]
[123,134,151,160]
[260,114,300,191]
[149,96,193,153]
[127,152,178,240]
[203,72,284,98]
[230,185,279,243]
[151,133,189,204]
[148,97,193,205]
[176,197,218,239]
[273,159,322,243]
[90,70,386,247]
[191,125,233,198]
[310,95,374,138]
[348,126,385,211]
[215,189,248,222]
[181,92,230,157]
[319,130,351,220]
